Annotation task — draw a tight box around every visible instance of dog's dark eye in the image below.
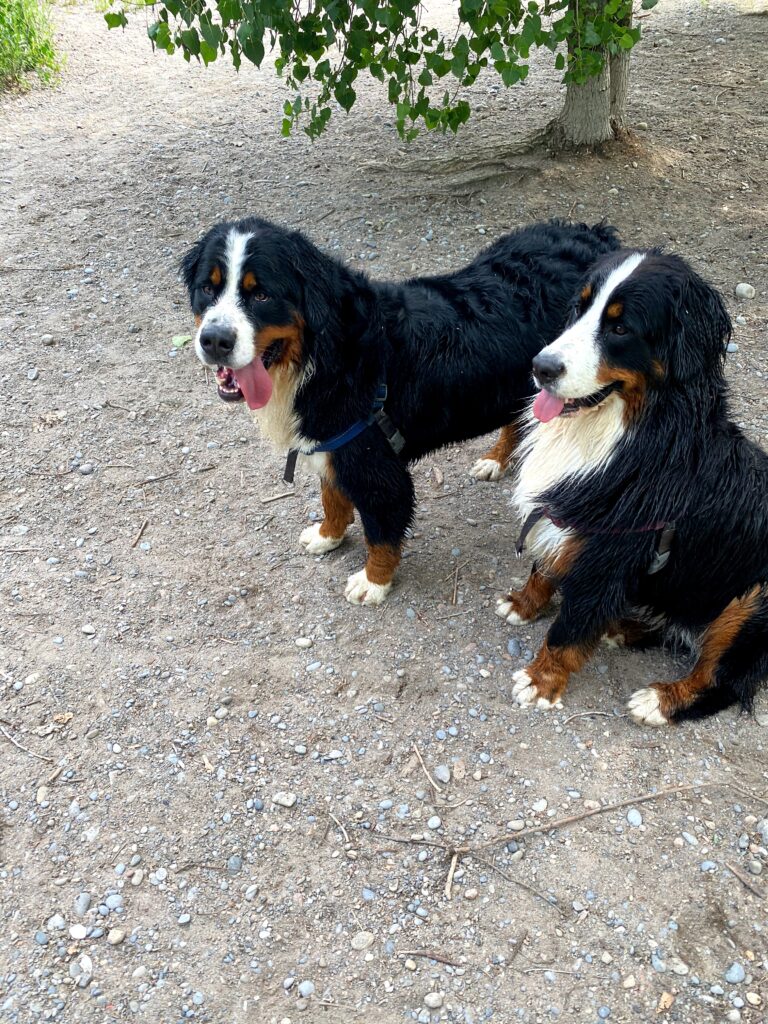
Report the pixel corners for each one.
[201,284,215,297]
[253,291,268,302]
[611,324,627,336]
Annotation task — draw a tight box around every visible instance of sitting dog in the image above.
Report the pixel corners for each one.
[181,217,619,605]
[501,247,767,724]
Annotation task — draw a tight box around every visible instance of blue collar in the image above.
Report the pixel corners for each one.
[283,382,404,484]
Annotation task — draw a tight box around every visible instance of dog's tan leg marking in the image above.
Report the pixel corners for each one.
[345,543,401,607]
[497,539,582,625]
[299,472,355,556]
[512,641,593,710]
[628,587,760,726]
[471,423,519,481]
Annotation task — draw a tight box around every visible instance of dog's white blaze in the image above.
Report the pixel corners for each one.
[195,229,256,370]
[513,392,627,559]
[537,252,646,399]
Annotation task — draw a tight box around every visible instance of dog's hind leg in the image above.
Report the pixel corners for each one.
[299,474,355,555]
[471,423,519,482]
[628,586,766,726]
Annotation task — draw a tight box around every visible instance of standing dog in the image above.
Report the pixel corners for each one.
[501,248,768,724]
[181,217,619,605]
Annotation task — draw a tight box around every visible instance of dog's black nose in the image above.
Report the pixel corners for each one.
[533,351,566,386]
[199,324,237,362]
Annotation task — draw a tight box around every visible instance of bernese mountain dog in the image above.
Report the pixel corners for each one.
[501,248,768,724]
[181,217,619,605]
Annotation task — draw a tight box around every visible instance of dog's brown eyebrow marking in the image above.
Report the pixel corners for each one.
[606,301,623,319]
[580,284,592,301]
[210,266,222,287]
[242,271,258,292]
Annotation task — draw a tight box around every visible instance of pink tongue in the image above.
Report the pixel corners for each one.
[533,389,566,423]
[234,358,273,410]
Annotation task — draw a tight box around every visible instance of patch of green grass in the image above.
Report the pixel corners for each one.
[0,0,60,91]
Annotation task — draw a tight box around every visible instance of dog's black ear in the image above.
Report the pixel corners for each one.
[668,266,731,383]
[180,238,205,296]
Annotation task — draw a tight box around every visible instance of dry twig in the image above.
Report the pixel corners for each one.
[455,781,719,854]
[470,854,567,918]
[412,742,443,794]
[444,852,459,899]
[131,519,149,548]
[725,861,765,900]
[398,948,464,968]
[0,724,54,763]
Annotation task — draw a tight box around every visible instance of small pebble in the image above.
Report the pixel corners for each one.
[424,992,444,1009]
[178,913,192,926]
[735,283,755,300]
[295,637,313,648]
[351,931,374,950]
[427,815,442,830]
[598,1009,611,1020]
[227,855,243,874]
[74,892,91,917]
[297,981,315,998]
[69,924,87,940]
[34,930,49,945]
[81,624,96,636]
[404,958,417,971]
[627,808,643,827]
[107,928,125,945]
[725,963,745,984]
[27,367,39,381]
[41,334,54,346]
[434,765,450,785]
[507,638,521,657]
[726,342,739,353]
[272,792,297,808]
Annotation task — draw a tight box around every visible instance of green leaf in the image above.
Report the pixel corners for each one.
[199,40,217,64]
[104,11,128,29]
[171,335,192,349]
[641,0,659,8]
[618,32,635,49]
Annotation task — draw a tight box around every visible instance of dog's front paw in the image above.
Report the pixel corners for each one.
[511,669,562,710]
[470,457,505,482]
[344,569,392,606]
[627,686,670,727]
[299,523,345,555]
[496,593,535,625]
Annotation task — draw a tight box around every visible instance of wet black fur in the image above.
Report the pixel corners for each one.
[535,250,768,721]
[182,216,619,557]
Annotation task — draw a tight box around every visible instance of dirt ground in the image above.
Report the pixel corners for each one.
[1,1,767,1022]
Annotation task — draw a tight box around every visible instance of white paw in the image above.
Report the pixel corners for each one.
[299,523,345,555]
[470,458,504,482]
[601,632,625,648]
[496,599,525,625]
[344,569,392,606]
[627,687,669,727]
[511,669,556,709]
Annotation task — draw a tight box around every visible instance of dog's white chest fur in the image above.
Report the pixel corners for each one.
[248,364,329,477]
[514,395,626,557]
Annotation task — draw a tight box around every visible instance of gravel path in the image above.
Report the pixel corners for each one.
[1,2,766,1021]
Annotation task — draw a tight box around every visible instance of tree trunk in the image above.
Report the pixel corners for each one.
[610,7,633,135]
[549,57,613,149]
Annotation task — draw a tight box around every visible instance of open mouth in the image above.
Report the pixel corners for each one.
[533,382,621,423]
[214,341,284,407]
[216,366,244,403]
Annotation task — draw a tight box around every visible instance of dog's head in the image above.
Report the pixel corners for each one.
[530,250,732,424]
[181,217,348,410]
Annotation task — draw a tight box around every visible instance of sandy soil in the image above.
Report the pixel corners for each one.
[1,2,767,1022]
